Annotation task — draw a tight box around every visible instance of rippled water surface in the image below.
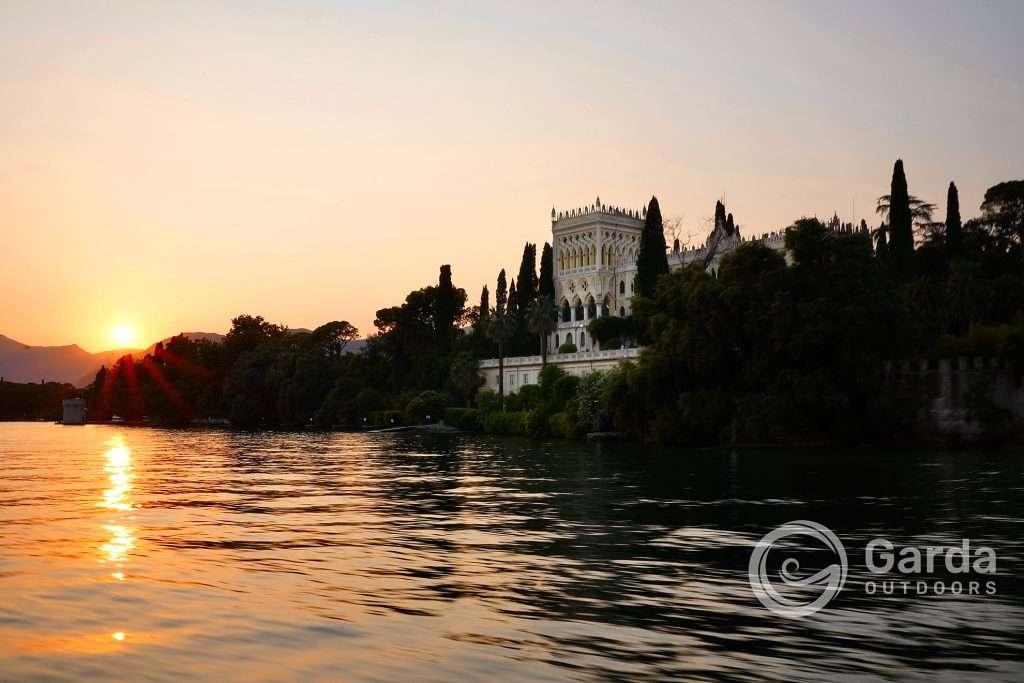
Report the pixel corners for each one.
[1,423,1022,682]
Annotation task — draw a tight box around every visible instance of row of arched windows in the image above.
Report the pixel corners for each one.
[557,245,639,271]
[559,295,612,323]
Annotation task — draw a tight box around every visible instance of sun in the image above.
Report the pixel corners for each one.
[111,324,137,347]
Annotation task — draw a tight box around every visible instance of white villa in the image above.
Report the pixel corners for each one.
[480,197,864,393]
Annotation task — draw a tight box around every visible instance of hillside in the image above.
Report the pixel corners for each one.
[0,332,224,387]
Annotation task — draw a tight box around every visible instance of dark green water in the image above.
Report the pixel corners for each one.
[0,423,1021,681]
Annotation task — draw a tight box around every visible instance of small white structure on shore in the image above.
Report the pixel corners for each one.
[61,398,87,425]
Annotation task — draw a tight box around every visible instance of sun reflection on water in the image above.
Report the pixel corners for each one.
[98,436,136,571]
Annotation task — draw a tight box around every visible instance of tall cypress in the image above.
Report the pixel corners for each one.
[538,242,554,300]
[636,195,669,298]
[515,242,537,310]
[434,264,459,352]
[946,181,962,256]
[888,159,913,276]
[507,278,519,316]
[479,285,490,321]
[876,223,889,260]
[496,269,507,317]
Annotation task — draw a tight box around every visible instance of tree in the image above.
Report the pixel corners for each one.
[309,321,359,357]
[496,269,508,316]
[527,297,558,367]
[433,264,462,353]
[479,285,490,321]
[946,181,962,255]
[980,180,1024,246]
[515,243,538,311]
[874,222,889,259]
[449,351,484,407]
[487,314,515,409]
[224,314,287,360]
[539,242,554,300]
[636,195,669,298]
[882,159,913,276]
[507,278,518,316]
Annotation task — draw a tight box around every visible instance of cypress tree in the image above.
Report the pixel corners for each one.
[636,195,669,298]
[539,242,554,300]
[508,278,519,316]
[888,159,913,276]
[434,264,460,352]
[515,242,537,310]
[479,285,490,321]
[496,269,507,316]
[946,181,962,256]
[875,223,888,260]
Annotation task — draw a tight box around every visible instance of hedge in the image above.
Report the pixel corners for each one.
[482,410,528,435]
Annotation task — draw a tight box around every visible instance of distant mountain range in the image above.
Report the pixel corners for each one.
[0,332,224,387]
[0,330,367,387]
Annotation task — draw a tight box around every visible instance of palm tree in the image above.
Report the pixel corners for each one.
[527,297,558,368]
[876,194,937,235]
[487,314,515,410]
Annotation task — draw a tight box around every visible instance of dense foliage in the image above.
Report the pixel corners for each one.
[0,379,77,421]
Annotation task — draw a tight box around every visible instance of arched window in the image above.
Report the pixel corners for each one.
[580,331,586,348]
[602,296,610,317]
[565,332,573,345]
[619,306,626,317]
[586,297,597,320]
[561,299,570,323]
[554,333,559,348]
[619,280,625,294]
[574,299,584,322]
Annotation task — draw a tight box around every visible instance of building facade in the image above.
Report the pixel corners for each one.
[550,197,645,353]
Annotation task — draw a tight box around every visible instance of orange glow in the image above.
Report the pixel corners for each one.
[111,324,137,347]
[98,437,136,568]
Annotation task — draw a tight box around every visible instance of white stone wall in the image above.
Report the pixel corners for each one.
[479,348,641,395]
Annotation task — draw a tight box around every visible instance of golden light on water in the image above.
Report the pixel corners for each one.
[98,437,136,567]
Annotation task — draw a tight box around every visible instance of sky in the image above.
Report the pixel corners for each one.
[2,0,1022,352]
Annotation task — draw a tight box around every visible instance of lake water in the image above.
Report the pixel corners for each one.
[0,423,1022,682]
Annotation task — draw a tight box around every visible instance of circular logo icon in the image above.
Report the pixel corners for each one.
[749,520,847,617]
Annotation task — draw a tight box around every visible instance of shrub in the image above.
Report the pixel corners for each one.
[517,384,542,411]
[575,371,607,432]
[475,388,499,412]
[557,343,577,354]
[526,405,553,438]
[601,339,622,350]
[548,411,580,439]
[553,374,581,408]
[588,316,625,344]
[538,365,567,400]
[368,410,404,428]
[405,390,448,423]
[444,407,482,431]
[483,410,527,435]
[504,392,523,411]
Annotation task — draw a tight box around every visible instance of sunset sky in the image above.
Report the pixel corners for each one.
[2,1,1022,352]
